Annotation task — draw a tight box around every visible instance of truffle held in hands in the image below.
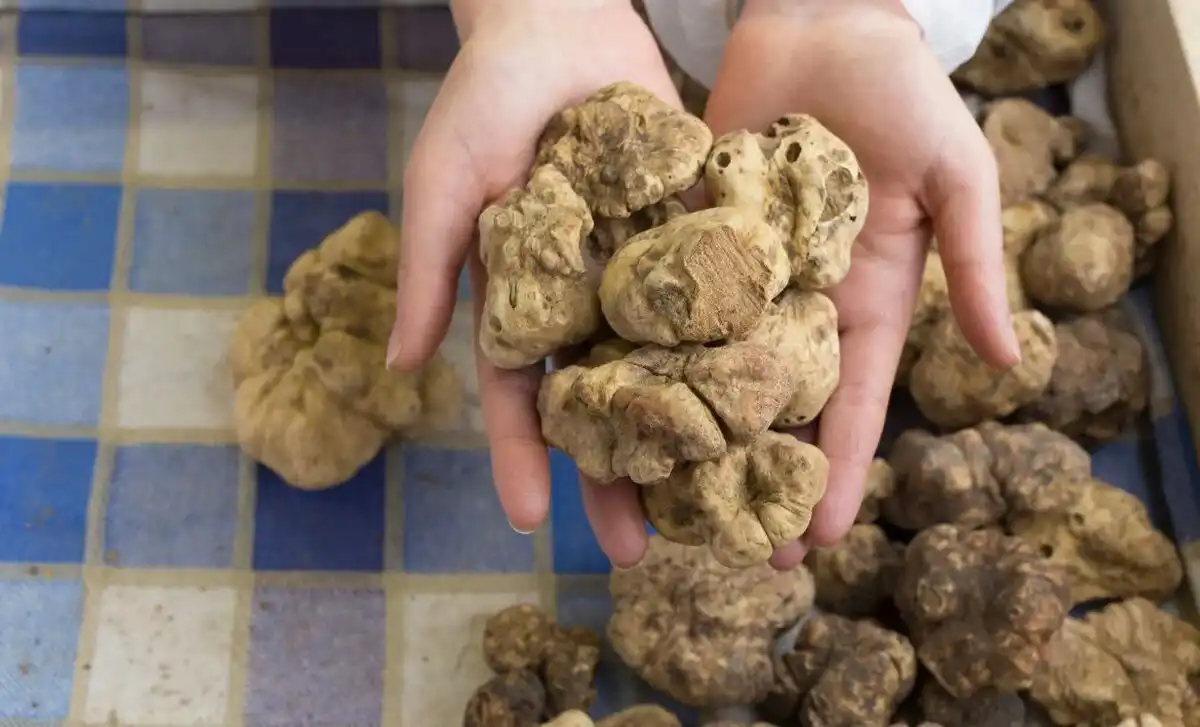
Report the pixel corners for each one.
[230,212,462,490]
[981,99,1084,206]
[535,81,713,219]
[1030,598,1200,727]
[705,113,869,290]
[480,82,713,369]
[599,206,789,346]
[894,525,1071,699]
[909,310,1058,430]
[640,431,829,568]
[952,0,1107,96]
[537,340,795,487]
[606,535,814,707]
[806,523,905,618]
[772,613,917,727]
[1014,309,1149,444]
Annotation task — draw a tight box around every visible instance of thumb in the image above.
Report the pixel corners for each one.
[924,124,1022,368]
[387,124,484,372]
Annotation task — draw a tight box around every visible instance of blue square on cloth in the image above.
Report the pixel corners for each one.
[401,445,535,573]
[0,182,122,291]
[252,453,386,572]
[129,188,256,296]
[0,436,96,564]
[0,579,84,721]
[17,11,127,57]
[244,587,385,727]
[266,190,390,294]
[269,8,381,69]
[11,64,128,173]
[548,449,611,574]
[104,444,240,568]
[0,300,109,427]
[18,0,126,10]
[272,75,389,185]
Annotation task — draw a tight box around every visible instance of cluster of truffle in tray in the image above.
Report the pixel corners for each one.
[459,1,1199,725]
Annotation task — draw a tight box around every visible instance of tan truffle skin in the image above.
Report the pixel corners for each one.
[1021,203,1137,313]
[607,536,814,708]
[780,614,917,727]
[1006,475,1183,607]
[595,706,682,727]
[736,289,839,428]
[806,523,904,618]
[599,206,790,346]
[642,431,829,568]
[1030,598,1200,727]
[537,341,794,485]
[898,250,951,386]
[982,99,1084,206]
[857,458,897,524]
[952,0,1106,96]
[909,310,1058,431]
[895,525,1071,699]
[705,114,868,291]
[478,165,601,370]
[535,81,713,219]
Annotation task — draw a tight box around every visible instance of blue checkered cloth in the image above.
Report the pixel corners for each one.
[0,4,1198,727]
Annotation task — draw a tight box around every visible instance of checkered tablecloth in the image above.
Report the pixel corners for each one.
[1,4,1199,727]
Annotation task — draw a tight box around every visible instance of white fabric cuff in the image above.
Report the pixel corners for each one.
[899,0,1016,74]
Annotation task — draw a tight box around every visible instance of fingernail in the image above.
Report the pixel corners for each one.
[508,519,534,535]
[385,335,402,370]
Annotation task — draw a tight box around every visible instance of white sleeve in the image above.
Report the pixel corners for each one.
[899,0,1017,74]
[643,0,1016,90]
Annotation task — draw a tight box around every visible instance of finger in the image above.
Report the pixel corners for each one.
[923,123,1021,368]
[579,476,649,568]
[388,88,484,372]
[769,540,808,571]
[806,237,924,547]
[468,255,551,533]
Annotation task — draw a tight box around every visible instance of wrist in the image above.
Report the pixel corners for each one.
[452,0,634,42]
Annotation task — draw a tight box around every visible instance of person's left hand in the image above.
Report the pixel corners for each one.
[704,0,1021,568]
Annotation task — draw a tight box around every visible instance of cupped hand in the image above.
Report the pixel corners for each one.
[704,0,1021,568]
[387,0,681,564]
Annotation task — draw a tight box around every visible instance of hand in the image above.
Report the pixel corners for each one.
[704,0,1021,568]
[387,0,682,564]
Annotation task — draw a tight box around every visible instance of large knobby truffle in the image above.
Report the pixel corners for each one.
[953,0,1106,96]
[895,525,1071,699]
[981,99,1084,205]
[1015,309,1148,443]
[1021,203,1137,313]
[538,340,794,486]
[599,206,789,346]
[909,311,1058,430]
[1005,474,1183,607]
[1030,598,1200,727]
[535,81,713,218]
[774,614,917,727]
[478,166,601,369]
[705,114,868,290]
[806,523,905,618]
[641,431,829,567]
[230,212,462,490]
[735,289,839,427]
[607,536,814,707]
[883,421,1091,532]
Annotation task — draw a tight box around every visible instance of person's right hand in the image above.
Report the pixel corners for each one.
[386,0,684,563]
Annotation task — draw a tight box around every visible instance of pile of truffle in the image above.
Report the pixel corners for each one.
[466,423,1195,726]
[477,82,869,569]
[899,0,1171,441]
[228,212,463,489]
